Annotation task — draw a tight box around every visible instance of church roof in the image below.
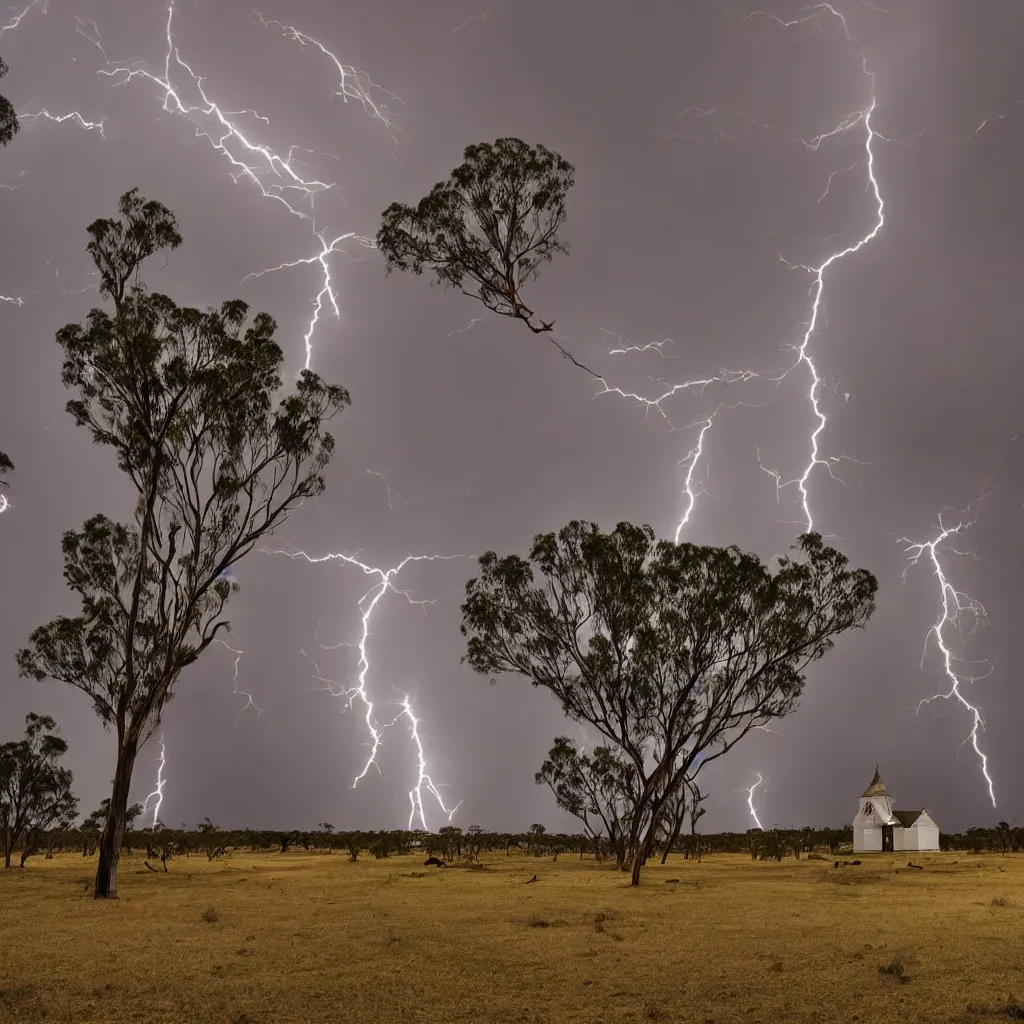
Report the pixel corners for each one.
[892,810,923,828]
[861,765,889,798]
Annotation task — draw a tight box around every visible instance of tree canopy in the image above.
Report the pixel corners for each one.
[377,138,594,372]
[0,55,18,147]
[0,450,12,514]
[17,188,349,897]
[462,521,877,883]
[0,714,78,868]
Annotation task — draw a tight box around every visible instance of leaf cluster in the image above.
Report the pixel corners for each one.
[0,54,18,147]
[0,715,78,863]
[377,138,573,335]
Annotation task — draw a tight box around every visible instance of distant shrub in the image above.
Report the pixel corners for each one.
[201,907,219,924]
[878,957,909,983]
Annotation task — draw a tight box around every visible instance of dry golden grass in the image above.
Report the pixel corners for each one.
[2,850,1024,1023]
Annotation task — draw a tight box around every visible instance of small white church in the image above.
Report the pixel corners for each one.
[852,766,939,853]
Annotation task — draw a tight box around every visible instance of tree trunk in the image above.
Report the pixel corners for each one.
[94,737,139,899]
[629,831,657,886]
[629,849,644,886]
[2,826,12,869]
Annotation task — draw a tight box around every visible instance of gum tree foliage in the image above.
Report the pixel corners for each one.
[0,714,78,868]
[16,189,350,898]
[0,450,12,509]
[377,138,595,373]
[462,521,877,885]
[0,55,18,147]
[535,737,634,865]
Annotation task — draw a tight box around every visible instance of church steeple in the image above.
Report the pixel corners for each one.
[861,764,889,798]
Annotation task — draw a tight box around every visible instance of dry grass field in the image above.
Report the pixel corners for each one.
[1,850,1023,1024]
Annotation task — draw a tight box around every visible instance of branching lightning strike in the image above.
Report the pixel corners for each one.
[400,696,464,830]
[216,634,263,736]
[99,5,336,224]
[276,548,466,830]
[18,108,106,135]
[95,4,395,368]
[241,231,375,370]
[900,498,997,806]
[0,0,46,41]
[747,5,885,532]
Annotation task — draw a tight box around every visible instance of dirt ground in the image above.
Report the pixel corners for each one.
[1,849,1022,1023]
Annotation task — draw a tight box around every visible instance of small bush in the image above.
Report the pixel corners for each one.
[878,957,909,983]
[593,912,624,941]
[1001,997,1024,1020]
[526,914,551,928]
[200,907,219,924]
[992,897,1017,908]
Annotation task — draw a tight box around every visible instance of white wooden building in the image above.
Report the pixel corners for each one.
[852,766,939,853]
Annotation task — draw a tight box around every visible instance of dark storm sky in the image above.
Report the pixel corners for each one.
[1,0,1022,835]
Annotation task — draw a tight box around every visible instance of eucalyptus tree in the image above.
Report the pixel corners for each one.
[535,737,633,864]
[462,521,876,885]
[0,714,78,868]
[377,137,595,373]
[17,189,349,898]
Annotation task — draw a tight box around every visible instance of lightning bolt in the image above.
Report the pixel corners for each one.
[900,495,996,806]
[241,231,375,371]
[748,6,885,532]
[591,331,761,539]
[143,734,168,828]
[18,108,106,135]
[399,696,463,830]
[98,5,336,224]
[583,8,885,542]
[973,99,1024,138]
[273,547,467,828]
[746,772,766,829]
[73,15,106,60]
[215,634,263,736]
[94,3,397,372]
[0,0,46,41]
[254,13,399,143]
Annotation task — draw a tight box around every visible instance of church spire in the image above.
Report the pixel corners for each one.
[861,764,889,798]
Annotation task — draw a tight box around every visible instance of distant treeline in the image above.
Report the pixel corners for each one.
[14,820,1024,868]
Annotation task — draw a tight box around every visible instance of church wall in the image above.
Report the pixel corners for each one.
[894,827,910,852]
[853,826,881,852]
[914,825,939,852]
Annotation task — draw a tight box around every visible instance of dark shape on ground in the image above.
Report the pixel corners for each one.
[525,874,538,884]
[851,860,861,866]
[665,878,680,884]
[143,861,158,872]
[424,856,445,867]
[907,861,923,870]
